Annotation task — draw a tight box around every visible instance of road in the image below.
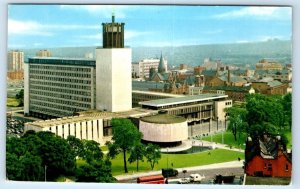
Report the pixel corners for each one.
[118,166,244,184]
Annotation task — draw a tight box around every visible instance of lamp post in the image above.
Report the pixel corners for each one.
[167,148,169,169]
[217,116,219,131]
[44,165,47,182]
[224,114,227,130]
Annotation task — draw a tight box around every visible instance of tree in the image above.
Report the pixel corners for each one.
[81,140,103,164]
[108,118,142,173]
[37,132,76,179]
[245,94,284,136]
[76,159,116,183]
[145,143,161,170]
[225,106,247,141]
[282,93,292,130]
[67,135,84,158]
[15,89,24,106]
[128,143,145,172]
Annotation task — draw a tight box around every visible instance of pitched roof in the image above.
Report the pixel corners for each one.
[202,70,217,77]
[203,85,252,92]
[267,80,283,87]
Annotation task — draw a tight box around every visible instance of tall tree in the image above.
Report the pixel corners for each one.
[225,106,247,141]
[145,143,161,170]
[128,143,145,172]
[246,94,284,136]
[81,140,103,164]
[67,135,84,158]
[108,118,142,173]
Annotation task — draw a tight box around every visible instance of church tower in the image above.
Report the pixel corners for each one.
[96,15,132,112]
[158,52,166,73]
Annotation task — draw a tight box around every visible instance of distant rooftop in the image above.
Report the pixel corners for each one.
[139,94,228,108]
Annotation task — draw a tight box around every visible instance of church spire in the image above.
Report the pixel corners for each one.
[158,52,166,73]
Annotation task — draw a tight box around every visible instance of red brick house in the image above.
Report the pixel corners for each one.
[244,135,292,177]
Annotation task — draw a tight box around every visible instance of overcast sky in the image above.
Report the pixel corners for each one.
[7,5,292,49]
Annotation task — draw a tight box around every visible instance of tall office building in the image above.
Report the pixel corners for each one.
[132,57,168,79]
[36,50,52,57]
[8,50,24,71]
[96,14,132,112]
[24,58,96,118]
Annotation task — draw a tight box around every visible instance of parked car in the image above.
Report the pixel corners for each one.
[190,173,205,182]
[162,168,179,177]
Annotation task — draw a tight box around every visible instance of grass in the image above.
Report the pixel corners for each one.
[245,176,291,185]
[109,149,244,176]
[201,131,247,149]
[100,145,109,151]
[7,97,21,107]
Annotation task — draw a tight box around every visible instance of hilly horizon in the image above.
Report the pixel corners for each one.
[18,39,291,68]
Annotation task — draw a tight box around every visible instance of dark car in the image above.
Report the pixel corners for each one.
[162,168,179,178]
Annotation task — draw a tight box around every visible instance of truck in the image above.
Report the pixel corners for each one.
[137,175,166,184]
[189,174,205,183]
[162,168,179,178]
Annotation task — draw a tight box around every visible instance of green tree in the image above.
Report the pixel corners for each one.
[128,143,145,172]
[37,132,76,180]
[15,89,24,106]
[145,143,161,170]
[76,159,116,183]
[67,135,84,158]
[81,140,103,164]
[245,94,284,136]
[108,118,142,173]
[225,106,247,141]
[282,93,292,130]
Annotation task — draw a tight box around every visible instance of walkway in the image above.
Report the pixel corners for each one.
[115,160,243,181]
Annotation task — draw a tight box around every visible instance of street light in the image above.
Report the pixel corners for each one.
[217,117,219,131]
[167,148,169,169]
[44,165,47,182]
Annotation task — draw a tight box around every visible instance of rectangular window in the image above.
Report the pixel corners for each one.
[285,164,289,171]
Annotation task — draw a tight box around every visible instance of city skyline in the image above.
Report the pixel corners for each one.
[8,5,292,49]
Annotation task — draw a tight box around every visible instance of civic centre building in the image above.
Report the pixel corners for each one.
[24,15,232,146]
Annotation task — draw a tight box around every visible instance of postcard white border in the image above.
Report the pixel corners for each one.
[1,1,299,189]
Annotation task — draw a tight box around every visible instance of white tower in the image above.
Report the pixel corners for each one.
[96,15,132,112]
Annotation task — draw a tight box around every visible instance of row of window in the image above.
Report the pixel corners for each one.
[30,69,92,78]
[30,81,92,91]
[30,94,92,105]
[30,86,92,96]
[30,75,92,84]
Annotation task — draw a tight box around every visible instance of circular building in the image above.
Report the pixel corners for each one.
[139,113,188,147]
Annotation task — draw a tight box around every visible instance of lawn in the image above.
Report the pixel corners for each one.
[109,149,244,176]
[201,131,247,149]
[7,97,20,107]
[245,176,291,185]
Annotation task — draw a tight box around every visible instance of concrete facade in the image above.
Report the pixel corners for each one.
[96,48,132,112]
[140,120,188,143]
[24,57,96,118]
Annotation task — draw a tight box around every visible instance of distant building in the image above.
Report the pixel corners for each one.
[256,59,283,71]
[255,69,292,82]
[36,50,52,57]
[7,50,24,80]
[132,55,168,79]
[194,66,205,75]
[179,64,187,70]
[251,78,288,95]
[245,135,292,177]
[202,58,221,70]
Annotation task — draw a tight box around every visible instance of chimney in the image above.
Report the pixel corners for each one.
[227,69,231,84]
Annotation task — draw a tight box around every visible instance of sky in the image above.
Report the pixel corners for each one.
[7,5,292,49]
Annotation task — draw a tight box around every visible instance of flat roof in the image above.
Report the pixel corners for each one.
[139,94,228,108]
[140,114,186,124]
[132,90,184,98]
[27,57,96,67]
[25,108,158,128]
